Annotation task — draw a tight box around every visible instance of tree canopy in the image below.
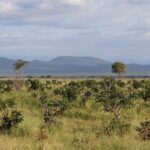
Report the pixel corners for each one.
[13,59,28,71]
[112,62,127,77]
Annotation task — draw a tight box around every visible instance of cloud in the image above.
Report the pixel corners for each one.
[38,2,53,10]
[0,1,19,13]
[126,0,150,5]
[62,0,87,6]
[0,0,150,61]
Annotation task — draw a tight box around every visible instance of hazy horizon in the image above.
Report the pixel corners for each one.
[1,55,150,65]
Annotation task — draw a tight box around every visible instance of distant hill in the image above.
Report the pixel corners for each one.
[27,56,111,75]
[0,57,15,74]
[50,56,110,66]
[0,57,14,68]
[0,56,150,76]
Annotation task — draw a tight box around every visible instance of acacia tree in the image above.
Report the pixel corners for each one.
[14,59,28,76]
[97,77,136,136]
[13,59,28,90]
[112,62,127,78]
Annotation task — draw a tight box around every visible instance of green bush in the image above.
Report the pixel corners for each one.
[136,120,150,140]
[0,80,13,92]
[54,85,78,102]
[98,77,135,119]
[0,98,23,133]
[39,92,66,126]
[26,79,42,90]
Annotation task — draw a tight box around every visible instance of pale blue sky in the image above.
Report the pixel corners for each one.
[0,0,150,63]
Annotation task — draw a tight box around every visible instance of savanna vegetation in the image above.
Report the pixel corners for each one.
[0,77,150,150]
[0,60,149,150]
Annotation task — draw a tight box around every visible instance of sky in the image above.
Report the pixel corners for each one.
[0,0,150,63]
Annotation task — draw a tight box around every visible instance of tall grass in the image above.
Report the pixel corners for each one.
[0,79,149,150]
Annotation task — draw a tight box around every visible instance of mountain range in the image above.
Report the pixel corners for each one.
[0,56,150,76]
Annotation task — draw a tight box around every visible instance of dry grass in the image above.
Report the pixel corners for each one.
[0,79,150,150]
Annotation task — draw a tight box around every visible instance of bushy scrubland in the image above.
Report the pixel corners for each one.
[0,78,150,150]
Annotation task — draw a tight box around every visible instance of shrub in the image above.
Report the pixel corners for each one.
[83,80,97,88]
[39,93,66,126]
[131,79,142,89]
[142,85,150,101]
[98,77,135,119]
[54,85,78,102]
[81,90,92,105]
[0,80,13,92]
[45,81,52,90]
[0,99,23,132]
[26,79,41,90]
[136,120,150,140]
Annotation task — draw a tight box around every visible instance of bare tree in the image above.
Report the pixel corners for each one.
[13,59,28,90]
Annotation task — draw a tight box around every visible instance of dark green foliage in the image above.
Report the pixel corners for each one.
[0,99,23,132]
[5,98,16,108]
[98,77,135,118]
[0,100,6,110]
[0,98,15,111]
[131,79,142,89]
[0,80,13,92]
[13,60,28,71]
[39,93,66,126]
[64,86,78,101]
[26,79,42,90]
[0,111,23,132]
[136,120,150,140]
[54,85,79,102]
[130,79,150,101]
[141,83,150,101]
[81,90,92,105]
[112,62,127,78]
[79,80,100,93]
[82,80,97,88]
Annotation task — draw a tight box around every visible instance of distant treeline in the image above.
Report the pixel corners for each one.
[0,75,150,79]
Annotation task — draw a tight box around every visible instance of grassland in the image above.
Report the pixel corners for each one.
[0,78,150,150]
